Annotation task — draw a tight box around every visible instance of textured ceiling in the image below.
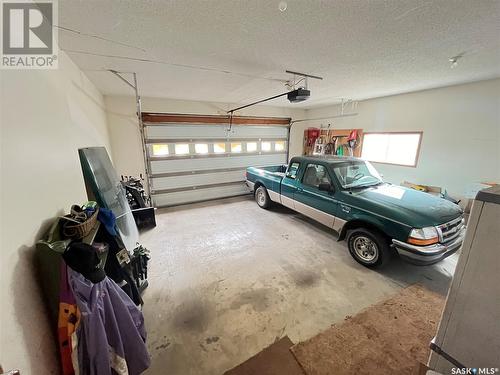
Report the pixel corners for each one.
[58,0,500,108]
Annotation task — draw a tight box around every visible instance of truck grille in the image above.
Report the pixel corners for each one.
[437,216,465,244]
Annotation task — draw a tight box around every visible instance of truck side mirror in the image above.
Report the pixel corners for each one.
[318,182,334,193]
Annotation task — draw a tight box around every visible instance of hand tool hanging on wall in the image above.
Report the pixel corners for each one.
[346,129,361,157]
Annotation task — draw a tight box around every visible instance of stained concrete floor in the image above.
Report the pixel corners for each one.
[139,195,457,375]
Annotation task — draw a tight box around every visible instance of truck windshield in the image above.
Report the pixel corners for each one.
[332,160,383,189]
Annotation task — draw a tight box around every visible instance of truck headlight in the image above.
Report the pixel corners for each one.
[408,227,439,246]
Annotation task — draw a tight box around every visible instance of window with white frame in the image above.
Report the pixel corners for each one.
[361,132,422,167]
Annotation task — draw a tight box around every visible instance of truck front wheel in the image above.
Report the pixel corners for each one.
[347,228,391,268]
[255,186,271,209]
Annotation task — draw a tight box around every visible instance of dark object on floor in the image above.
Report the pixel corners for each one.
[223,336,305,375]
[132,207,156,230]
[290,284,445,375]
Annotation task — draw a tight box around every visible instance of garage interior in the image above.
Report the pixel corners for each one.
[1,1,499,375]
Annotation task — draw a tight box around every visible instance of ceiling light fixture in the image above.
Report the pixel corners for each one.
[449,52,465,69]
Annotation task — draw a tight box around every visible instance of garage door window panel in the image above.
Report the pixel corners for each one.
[361,132,422,167]
[275,141,286,152]
[214,143,226,154]
[174,143,190,155]
[246,142,257,153]
[261,141,272,152]
[195,143,209,154]
[231,143,242,153]
[151,144,169,157]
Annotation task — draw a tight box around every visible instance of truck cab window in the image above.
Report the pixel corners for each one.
[302,164,331,188]
[332,161,382,189]
[286,162,300,179]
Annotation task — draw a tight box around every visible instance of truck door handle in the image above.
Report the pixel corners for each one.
[341,204,351,213]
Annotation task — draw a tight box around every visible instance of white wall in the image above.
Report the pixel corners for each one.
[105,95,306,178]
[0,52,111,374]
[106,79,500,198]
[302,79,500,197]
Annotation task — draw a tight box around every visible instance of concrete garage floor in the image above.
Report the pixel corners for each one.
[139,195,458,375]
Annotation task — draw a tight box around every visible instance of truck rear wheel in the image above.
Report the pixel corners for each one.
[255,186,271,209]
[347,228,391,268]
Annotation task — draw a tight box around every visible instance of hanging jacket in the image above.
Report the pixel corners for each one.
[67,268,151,375]
[58,261,81,375]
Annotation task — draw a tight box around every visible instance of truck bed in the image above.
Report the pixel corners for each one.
[255,165,287,174]
[246,164,287,195]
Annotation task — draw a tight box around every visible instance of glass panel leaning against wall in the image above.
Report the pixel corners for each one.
[361,132,422,167]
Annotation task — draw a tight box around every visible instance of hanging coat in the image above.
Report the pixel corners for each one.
[68,268,151,375]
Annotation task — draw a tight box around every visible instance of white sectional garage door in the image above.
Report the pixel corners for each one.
[142,113,290,207]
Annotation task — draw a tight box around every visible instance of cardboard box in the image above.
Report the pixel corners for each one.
[401,181,442,196]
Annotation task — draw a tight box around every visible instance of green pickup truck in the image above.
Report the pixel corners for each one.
[246,156,465,268]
